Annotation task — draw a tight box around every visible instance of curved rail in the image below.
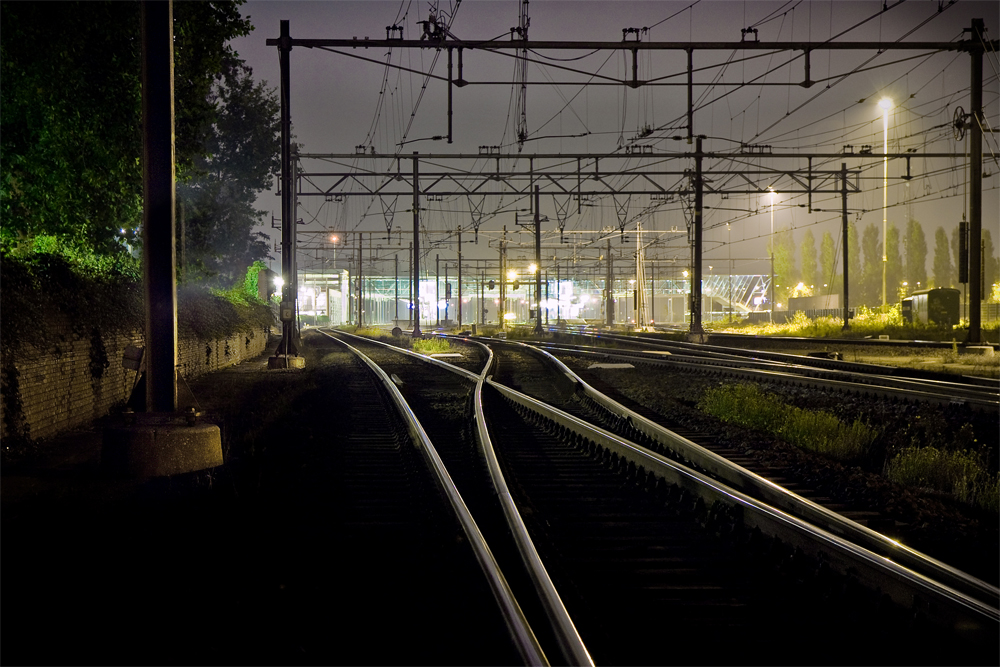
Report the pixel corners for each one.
[324,330,593,666]
[485,375,1000,638]
[481,337,1000,609]
[531,336,999,412]
[317,330,547,666]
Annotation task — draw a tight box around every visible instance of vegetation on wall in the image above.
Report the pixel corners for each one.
[1,252,274,357]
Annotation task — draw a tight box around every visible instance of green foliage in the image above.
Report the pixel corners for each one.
[772,227,796,304]
[1,0,262,265]
[242,260,268,300]
[800,229,817,289]
[886,446,998,513]
[698,383,879,462]
[1,250,273,358]
[178,63,280,286]
[903,219,928,289]
[819,231,837,289]
[932,226,953,289]
[413,337,452,354]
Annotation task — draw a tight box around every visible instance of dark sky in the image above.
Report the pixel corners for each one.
[232,1,999,279]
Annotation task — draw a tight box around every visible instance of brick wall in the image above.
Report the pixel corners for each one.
[1,322,271,442]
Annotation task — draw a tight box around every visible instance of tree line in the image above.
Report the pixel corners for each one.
[1,0,279,287]
[769,219,999,308]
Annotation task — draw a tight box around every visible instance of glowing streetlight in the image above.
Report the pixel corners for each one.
[879,98,892,308]
[528,263,538,274]
[507,269,518,281]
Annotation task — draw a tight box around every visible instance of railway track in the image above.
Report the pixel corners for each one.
[328,329,998,665]
[281,332,536,665]
[533,330,999,411]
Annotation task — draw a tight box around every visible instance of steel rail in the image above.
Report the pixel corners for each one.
[535,341,1000,409]
[326,330,594,666]
[540,332,999,408]
[484,376,1000,636]
[488,338,1000,608]
[317,330,548,666]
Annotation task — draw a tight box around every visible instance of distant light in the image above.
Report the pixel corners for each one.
[120,228,126,235]
[330,235,339,243]
[273,276,284,290]
[504,312,516,321]
[507,269,518,281]
[682,270,689,278]
[879,97,892,110]
[528,263,538,273]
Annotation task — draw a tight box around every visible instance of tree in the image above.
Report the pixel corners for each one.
[860,223,881,306]
[903,219,927,292]
[820,231,837,291]
[886,223,903,300]
[982,229,999,294]
[932,226,952,289]
[952,225,965,285]
[800,229,817,290]
[179,63,279,285]
[1,1,255,257]
[848,222,862,302]
[772,228,796,306]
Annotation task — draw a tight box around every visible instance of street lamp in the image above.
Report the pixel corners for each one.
[879,98,892,308]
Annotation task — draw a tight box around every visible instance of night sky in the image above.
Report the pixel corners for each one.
[231,1,999,278]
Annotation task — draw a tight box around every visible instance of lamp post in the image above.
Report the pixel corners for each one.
[880,98,892,309]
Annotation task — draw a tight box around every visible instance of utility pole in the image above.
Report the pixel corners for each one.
[841,164,851,331]
[408,241,413,327]
[605,239,614,327]
[436,253,440,326]
[534,186,543,333]
[412,154,422,337]
[457,226,463,326]
[500,227,507,328]
[690,136,704,335]
[969,18,984,343]
[357,232,363,328]
[272,19,299,363]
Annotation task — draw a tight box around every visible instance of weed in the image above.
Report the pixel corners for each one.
[885,446,999,513]
[698,383,878,462]
[413,337,451,354]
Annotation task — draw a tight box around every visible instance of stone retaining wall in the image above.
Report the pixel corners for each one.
[1,323,271,442]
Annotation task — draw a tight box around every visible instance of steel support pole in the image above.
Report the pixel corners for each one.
[457,227,462,326]
[534,185,543,333]
[969,18,984,343]
[690,136,704,334]
[605,239,614,327]
[841,164,851,330]
[141,0,177,412]
[412,154,422,337]
[275,20,297,356]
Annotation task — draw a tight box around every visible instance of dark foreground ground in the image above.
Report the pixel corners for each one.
[3,330,997,666]
[2,332,515,667]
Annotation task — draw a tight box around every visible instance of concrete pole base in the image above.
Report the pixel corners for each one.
[102,413,222,478]
[268,354,306,369]
[686,332,710,344]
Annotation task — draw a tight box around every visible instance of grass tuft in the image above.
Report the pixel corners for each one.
[885,446,999,513]
[698,383,878,462]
